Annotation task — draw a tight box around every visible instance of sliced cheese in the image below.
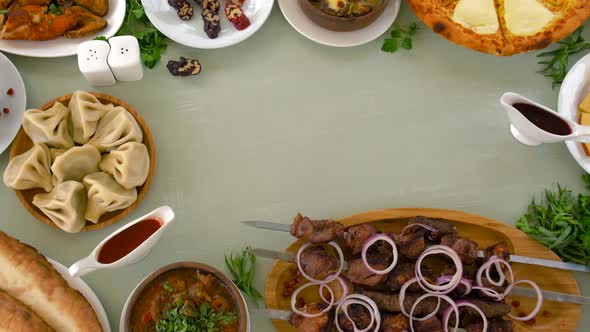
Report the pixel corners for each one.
[504,0,555,36]
[452,0,499,35]
[580,112,590,155]
[579,92,590,114]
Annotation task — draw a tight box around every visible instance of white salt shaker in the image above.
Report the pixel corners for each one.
[107,35,144,82]
[77,40,116,87]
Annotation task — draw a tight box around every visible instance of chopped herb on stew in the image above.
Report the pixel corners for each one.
[162,281,174,293]
[155,302,236,332]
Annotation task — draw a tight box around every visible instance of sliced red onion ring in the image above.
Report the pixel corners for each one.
[409,294,457,332]
[335,294,381,332]
[436,276,472,297]
[504,280,543,321]
[320,276,349,305]
[361,234,399,275]
[442,300,487,332]
[476,256,514,297]
[399,277,418,317]
[296,241,344,284]
[291,282,334,318]
[471,286,504,301]
[415,245,463,295]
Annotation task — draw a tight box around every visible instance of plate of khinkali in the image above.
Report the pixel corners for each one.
[3,91,156,233]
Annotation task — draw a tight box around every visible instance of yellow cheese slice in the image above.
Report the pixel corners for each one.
[580,112,590,155]
[452,0,499,35]
[504,0,555,36]
[579,93,590,114]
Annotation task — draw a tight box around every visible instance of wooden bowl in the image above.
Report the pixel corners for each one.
[120,262,249,332]
[298,0,391,32]
[265,208,581,332]
[8,92,156,232]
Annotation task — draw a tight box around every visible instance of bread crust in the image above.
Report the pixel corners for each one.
[406,0,590,56]
[0,231,102,332]
[0,290,54,332]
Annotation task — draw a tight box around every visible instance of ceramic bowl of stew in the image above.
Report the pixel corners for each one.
[298,0,391,32]
[120,262,249,332]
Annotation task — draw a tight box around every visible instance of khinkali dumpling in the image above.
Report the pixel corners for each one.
[51,145,100,183]
[99,142,150,189]
[32,181,87,233]
[89,106,143,152]
[83,172,137,223]
[49,148,67,163]
[22,102,74,149]
[69,90,114,144]
[3,143,53,192]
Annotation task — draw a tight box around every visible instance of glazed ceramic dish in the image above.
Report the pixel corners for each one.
[0,0,125,58]
[265,208,581,332]
[8,92,156,232]
[142,0,272,49]
[120,261,250,332]
[0,52,26,155]
[279,0,400,47]
[559,53,590,173]
[298,0,391,32]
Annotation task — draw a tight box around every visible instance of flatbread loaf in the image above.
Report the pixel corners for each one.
[0,231,102,332]
[0,290,54,332]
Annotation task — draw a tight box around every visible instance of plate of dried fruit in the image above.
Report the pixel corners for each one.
[0,51,26,155]
[265,208,580,331]
[142,0,272,49]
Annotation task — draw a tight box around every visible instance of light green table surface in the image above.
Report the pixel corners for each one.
[1,3,589,331]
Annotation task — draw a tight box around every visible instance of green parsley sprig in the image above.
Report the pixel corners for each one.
[382,23,420,53]
[537,26,590,89]
[156,302,237,332]
[516,174,590,265]
[0,9,10,15]
[47,3,63,15]
[225,246,262,304]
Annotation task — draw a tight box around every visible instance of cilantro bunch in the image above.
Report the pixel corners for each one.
[382,23,419,53]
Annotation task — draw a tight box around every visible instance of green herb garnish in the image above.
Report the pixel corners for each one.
[382,23,420,53]
[162,281,174,293]
[0,9,9,15]
[115,0,167,69]
[94,36,108,41]
[537,26,590,89]
[225,246,262,304]
[516,174,590,265]
[156,302,237,332]
[47,3,63,15]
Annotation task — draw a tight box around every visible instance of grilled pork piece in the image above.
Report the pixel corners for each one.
[465,317,513,332]
[344,223,378,255]
[299,246,339,279]
[381,314,410,332]
[289,303,333,332]
[440,234,479,265]
[337,303,373,331]
[485,241,511,261]
[386,262,416,291]
[464,297,511,318]
[360,290,439,314]
[414,316,443,332]
[290,213,344,244]
[391,229,427,259]
[344,257,388,287]
[406,216,457,241]
[441,263,478,280]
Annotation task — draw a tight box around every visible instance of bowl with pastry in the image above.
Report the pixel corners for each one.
[3,90,156,233]
[298,0,391,32]
[0,0,125,57]
[120,261,249,332]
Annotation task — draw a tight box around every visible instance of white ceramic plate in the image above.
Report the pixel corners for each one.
[278,0,401,47]
[142,0,273,49]
[48,258,111,332]
[558,53,590,173]
[0,52,26,155]
[0,0,126,58]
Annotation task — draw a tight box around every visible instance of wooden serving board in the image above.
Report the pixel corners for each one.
[265,208,581,332]
[8,92,156,232]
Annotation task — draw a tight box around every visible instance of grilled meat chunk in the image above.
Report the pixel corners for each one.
[406,216,457,241]
[414,316,443,332]
[391,229,427,259]
[440,234,479,265]
[344,223,377,255]
[337,303,373,331]
[381,313,409,332]
[465,297,511,318]
[290,213,344,244]
[466,317,513,332]
[441,263,478,280]
[485,241,510,261]
[344,258,387,287]
[299,246,340,279]
[289,303,333,332]
[386,262,415,291]
[360,290,439,315]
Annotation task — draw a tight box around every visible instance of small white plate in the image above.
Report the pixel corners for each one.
[0,52,26,155]
[142,0,273,49]
[48,258,111,332]
[278,0,401,47]
[559,53,590,173]
[0,0,126,58]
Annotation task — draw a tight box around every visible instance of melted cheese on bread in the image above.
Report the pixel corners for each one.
[504,0,555,36]
[452,0,499,34]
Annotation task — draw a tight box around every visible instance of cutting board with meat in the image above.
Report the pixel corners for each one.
[264,208,581,332]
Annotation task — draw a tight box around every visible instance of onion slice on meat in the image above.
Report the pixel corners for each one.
[436,276,472,297]
[399,277,418,317]
[476,256,514,298]
[409,294,458,332]
[415,245,463,295]
[297,241,344,284]
[361,234,399,275]
[504,280,543,321]
[335,294,381,332]
[320,276,349,305]
[291,282,334,318]
[442,300,487,332]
